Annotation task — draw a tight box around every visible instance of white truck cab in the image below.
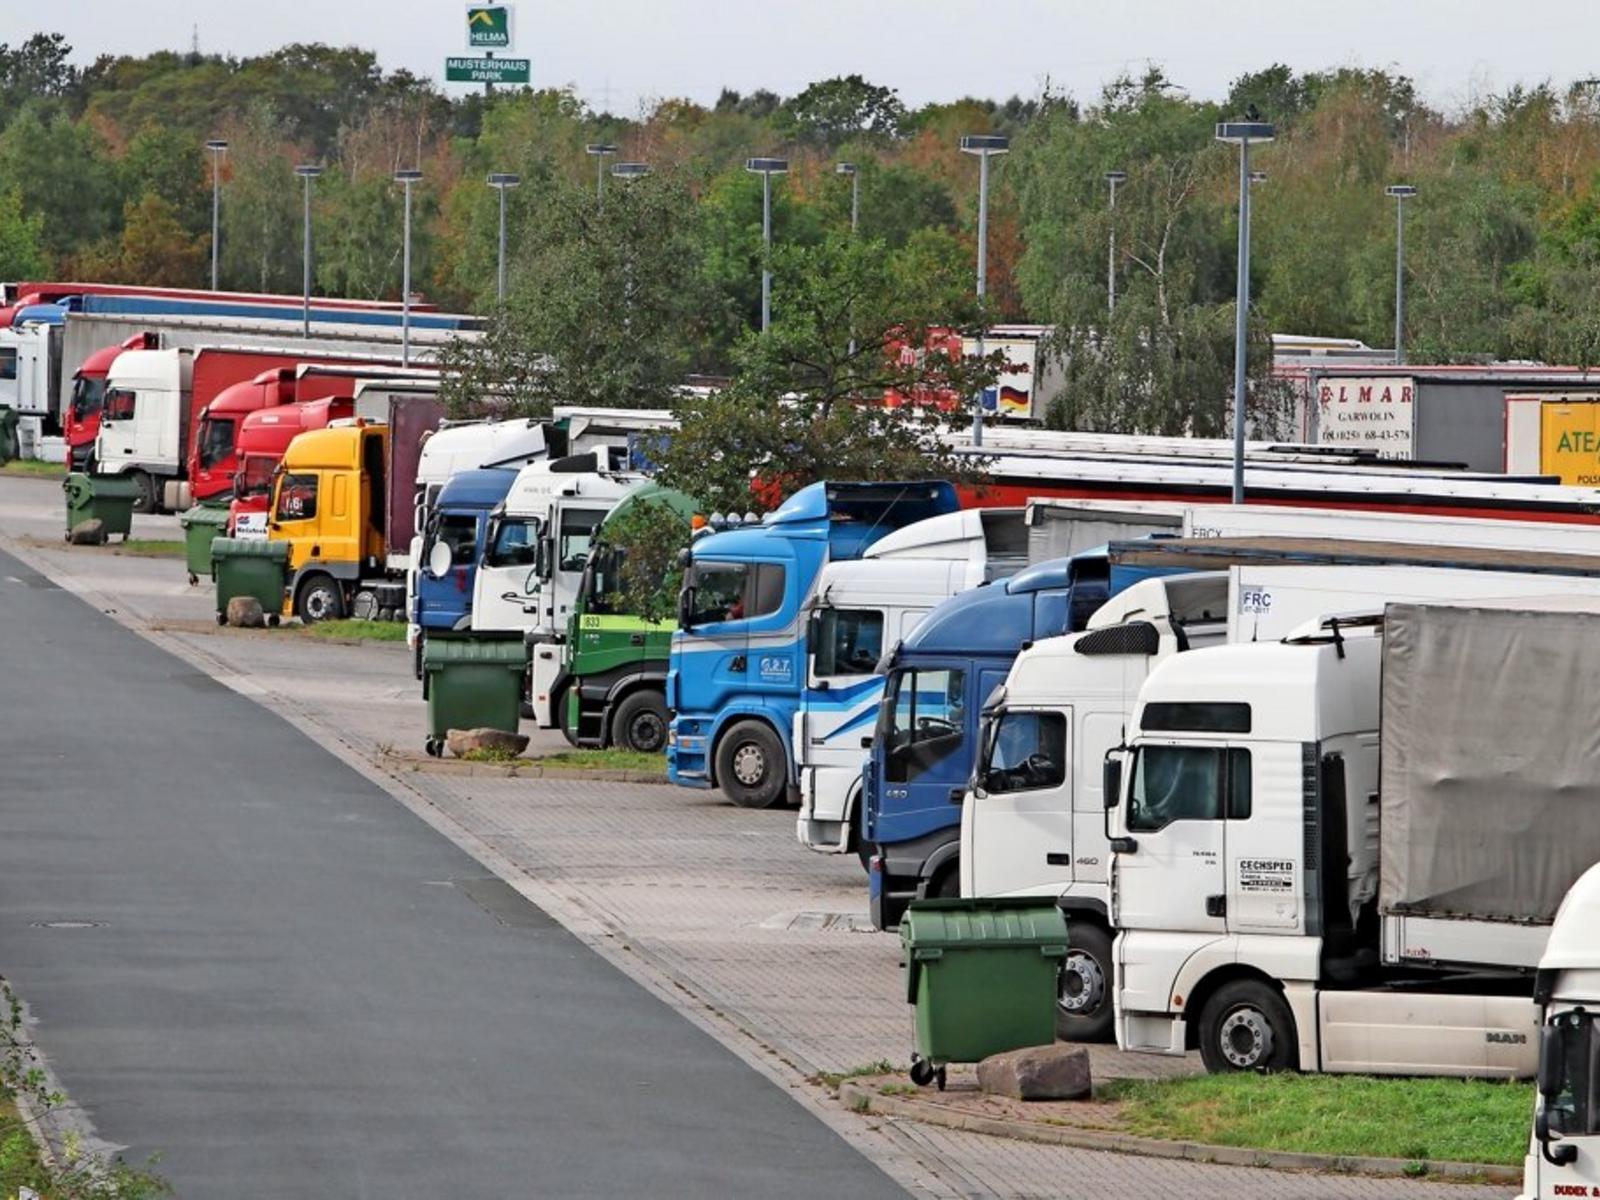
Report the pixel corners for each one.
[473,456,643,727]
[95,347,193,505]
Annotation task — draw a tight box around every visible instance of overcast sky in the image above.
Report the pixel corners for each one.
[8,1,1596,117]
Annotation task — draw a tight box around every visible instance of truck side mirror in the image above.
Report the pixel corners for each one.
[1537,1023,1581,1165]
[536,533,553,579]
[677,586,695,631]
[427,540,453,580]
[1103,756,1122,810]
[1540,1023,1567,1099]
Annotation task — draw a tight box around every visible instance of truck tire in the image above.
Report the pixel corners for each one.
[1056,922,1114,1043]
[1197,979,1298,1074]
[129,469,157,514]
[715,720,787,809]
[613,689,669,754]
[296,574,345,624]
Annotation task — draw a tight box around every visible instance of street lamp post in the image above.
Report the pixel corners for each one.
[487,173,521,303]
[294,165,322,337]
[836,162,859,234]
[1104,170,1126,315]
[1215,119,1276,505]
[744,158,789,334]
[205,139,228,290]
[961,134,1010,445]
[585,143,618,203]
[1386,184,1418,365]
[394,168,423,366]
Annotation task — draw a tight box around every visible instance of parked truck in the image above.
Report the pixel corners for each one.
[1103,597,1600,1078]
[667,481,962,808]
[229,397,356,538]
[469,455,644,728]
[563,483,700,753]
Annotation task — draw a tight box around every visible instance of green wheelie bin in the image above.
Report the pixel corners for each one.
[210,537,289,626]
[421,637,527,758]
[63,472,137,543]
[179,503,232,585]
[901,898,1068,1089]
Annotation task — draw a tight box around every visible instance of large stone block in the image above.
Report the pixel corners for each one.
[68,519,105,545]
[446,727,530,758]
[226,596,266,628]
[976,1043,1091,1101]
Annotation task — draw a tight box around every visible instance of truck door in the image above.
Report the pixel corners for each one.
[473,511,540,634]
[878,664,1002,844]
[969,707,1072,898]
[1113,740,1242,935]
[550,504,612,634]
[1224,742,1300,931]
[803,605,892,823]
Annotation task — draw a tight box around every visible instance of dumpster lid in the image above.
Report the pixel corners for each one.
[424,636,528,667]
[211,536,290,561]
[900,899,1069,951]
[180,504,231,529]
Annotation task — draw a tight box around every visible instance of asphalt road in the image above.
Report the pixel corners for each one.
[0,547,906,1198]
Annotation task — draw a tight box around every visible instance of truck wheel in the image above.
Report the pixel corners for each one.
[1056,922,1114,1043]
[1197,980,1298,1074]
[613,690,669,754]
[715,720,787,809]
[296,575,345,624]
[129,470,157,514]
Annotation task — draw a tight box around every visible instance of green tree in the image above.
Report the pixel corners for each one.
[0,188,47,278]
[216,103,299,292]
[442,173,711,418]
[0,104,119,261]
[777,75,905,146]
[78,192,208,286]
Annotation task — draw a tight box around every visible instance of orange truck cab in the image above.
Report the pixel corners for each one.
[267,422,396,622]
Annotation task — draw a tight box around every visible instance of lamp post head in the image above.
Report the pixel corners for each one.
[1215,121,1276,144]
[611,162,650,179]
[1104,170,1127,184]
[205,139,228,153]
[585,143,619,157]
[394,168,423,184]
[1249,170,1267,184]
[835,162,857,177]
[487,172,521,188]
[745,157,789,175]
[294,164,324,179]
[1385,184,1418,199]
[960,134,1010,156]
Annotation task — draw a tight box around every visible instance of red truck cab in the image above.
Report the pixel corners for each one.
[229,396,355,537]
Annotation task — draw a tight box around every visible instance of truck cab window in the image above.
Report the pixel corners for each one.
[71,375,105,418]
[1128,745,1251,832]
[559,510,603,573]
[885,668,966,783]
[433,514,478,562]
[275,473,318,522]
[983,711,1067,793]
[197,417,235,469]
[688,561,748,625]
[814,608,885,676]
[750,563,786,618]
[237,455,275,499]
[105,388,136,421]
[487,518,538,567]
[0,347,16,381]
[1545,1010,1600,1136]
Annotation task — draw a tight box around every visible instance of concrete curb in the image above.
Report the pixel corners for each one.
[377,748,667,785]
[837,1080,1522,1186]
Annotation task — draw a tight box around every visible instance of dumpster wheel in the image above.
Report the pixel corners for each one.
[425,737,444,758]
[909,1056,944,1089]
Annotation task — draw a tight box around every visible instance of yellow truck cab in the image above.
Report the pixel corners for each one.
[268,422,388,621]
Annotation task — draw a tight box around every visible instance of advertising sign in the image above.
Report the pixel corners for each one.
[445,56,530,84]
[965,335,1038,419]
[1315,375,1414,459]
[1541,399,1600,486]
[466,4,513,49]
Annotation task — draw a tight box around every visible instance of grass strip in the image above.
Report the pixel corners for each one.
[0,460,65,479]
[533,748,667,774]
[112,538,185,557]
[1101,1072,1532,1167]
[299,619,408,642]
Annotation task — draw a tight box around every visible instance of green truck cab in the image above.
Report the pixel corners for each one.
[563,484,699,753]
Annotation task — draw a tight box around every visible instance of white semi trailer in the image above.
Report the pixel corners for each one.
[1104,599,1600,1078]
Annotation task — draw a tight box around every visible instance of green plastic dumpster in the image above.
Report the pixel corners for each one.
[901,898,1068,1088]
[179,503,231,585]
[210,537,288,626]
[0,405,17,463]
[422,637,527,758]
[63,472,137,543]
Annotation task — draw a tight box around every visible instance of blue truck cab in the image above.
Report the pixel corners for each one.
[414,467,517,645]
[667,480,960,809]
[864,549,1175,929]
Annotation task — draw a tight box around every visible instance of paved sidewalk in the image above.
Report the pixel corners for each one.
[0,472,1514,1199]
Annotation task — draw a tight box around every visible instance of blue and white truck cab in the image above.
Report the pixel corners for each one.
[666,480,960,808]
[413,466,517,644]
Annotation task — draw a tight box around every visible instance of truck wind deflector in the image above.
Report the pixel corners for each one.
[1074,621,1160,657]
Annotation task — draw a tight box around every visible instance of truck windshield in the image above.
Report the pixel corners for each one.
[487,517,539,568]
[559,509,604,573]
[884,667,966,783]
[813,608,885,677]
[275,473,318,521]
[981,711,1067,793]
[430,513,478,564]
[70,375,105,418]
[1545,1010,1600,1136]
[236,455,276,499]
[196,417,235,469]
